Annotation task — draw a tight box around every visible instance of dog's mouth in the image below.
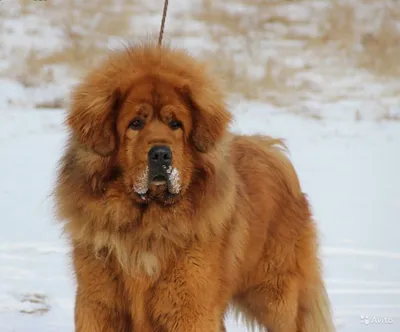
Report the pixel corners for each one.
[150,174,168,186]
[147,172,171,201]
[133,166,181,204]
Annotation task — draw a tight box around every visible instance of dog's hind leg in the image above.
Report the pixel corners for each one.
[233,275,299,332]
[235,275,335,332]
[296,280,336,332]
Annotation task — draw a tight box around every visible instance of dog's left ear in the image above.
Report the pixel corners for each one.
[179,84,232,153]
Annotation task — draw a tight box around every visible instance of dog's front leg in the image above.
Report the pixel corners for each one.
[149,246,223,332]
[73,246,131,332]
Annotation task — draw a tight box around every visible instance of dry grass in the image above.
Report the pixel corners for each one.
[18,292,51,316]
[2,0,136,85]
[193,0,308,102]
[320,2,357,51]
[320,0,400,76]
[12,50,55,88]
[194,0,400,109]
[0,0,399,117]
[41,1,135,73]
[35,97,65,109]
[358,6,400,76]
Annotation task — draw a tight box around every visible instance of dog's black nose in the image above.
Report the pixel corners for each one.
[148,146,172,168]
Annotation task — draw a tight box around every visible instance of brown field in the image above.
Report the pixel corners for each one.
[1,0,399,118]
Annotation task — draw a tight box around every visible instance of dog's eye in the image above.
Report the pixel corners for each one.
[169,120,182,130]
[129,118,145,130]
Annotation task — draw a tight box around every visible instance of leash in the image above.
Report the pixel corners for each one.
[158,0,169,45]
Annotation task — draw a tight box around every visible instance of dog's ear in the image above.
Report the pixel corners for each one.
[67,83,122,157]
[179,84,232,153]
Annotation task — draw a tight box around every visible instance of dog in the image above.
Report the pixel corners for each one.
[54,43,335,332]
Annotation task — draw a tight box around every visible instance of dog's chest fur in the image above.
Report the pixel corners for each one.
[92,228,182,279]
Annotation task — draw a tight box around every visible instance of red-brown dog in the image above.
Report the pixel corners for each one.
[55,43,335,332]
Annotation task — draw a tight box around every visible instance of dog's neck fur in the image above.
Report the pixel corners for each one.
[55,135,236,277]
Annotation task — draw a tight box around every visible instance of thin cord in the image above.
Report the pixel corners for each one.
[158,0,169,46]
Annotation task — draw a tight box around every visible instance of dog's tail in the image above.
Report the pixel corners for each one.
[300,279,336,332]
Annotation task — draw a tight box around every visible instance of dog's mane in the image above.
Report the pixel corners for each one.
[54,44,235,275]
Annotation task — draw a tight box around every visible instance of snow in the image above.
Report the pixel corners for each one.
[1,105,399,331]
[166,166,182,195]
[134,166,150,195]
[1,0,400,331]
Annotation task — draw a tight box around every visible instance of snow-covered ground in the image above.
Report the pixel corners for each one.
[1,1,399,331]
[1,102,399,332]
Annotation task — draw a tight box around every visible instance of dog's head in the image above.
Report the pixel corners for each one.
[66,45,232,205]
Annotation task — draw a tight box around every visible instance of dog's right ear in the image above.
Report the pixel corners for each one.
[178,84,232,153]
[66,83,122,157]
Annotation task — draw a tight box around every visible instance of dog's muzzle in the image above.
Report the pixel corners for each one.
[133,146,181,200]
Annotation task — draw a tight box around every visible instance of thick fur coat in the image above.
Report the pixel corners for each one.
[54,43,335,332]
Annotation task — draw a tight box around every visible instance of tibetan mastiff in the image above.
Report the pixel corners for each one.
[55,43,335,332]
